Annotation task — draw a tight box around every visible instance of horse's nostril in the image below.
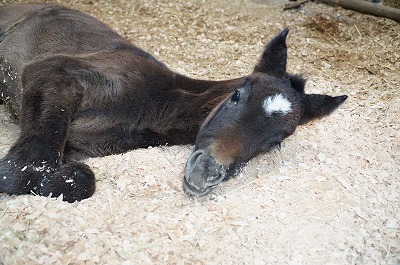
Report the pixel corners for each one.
[207,175,218,182]
[206,172,226,187]
[185,149,205,173]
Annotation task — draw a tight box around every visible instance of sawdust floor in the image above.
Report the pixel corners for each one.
[0,0,399,264]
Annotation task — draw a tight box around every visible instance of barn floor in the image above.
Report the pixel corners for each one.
[0,0,399,264]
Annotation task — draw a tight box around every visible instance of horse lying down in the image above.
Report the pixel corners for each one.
[0,3,347,202]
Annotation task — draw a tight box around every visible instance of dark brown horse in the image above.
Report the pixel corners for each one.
[0,3,347,202]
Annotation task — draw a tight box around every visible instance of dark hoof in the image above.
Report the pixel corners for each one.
[39,162,96,203]
[0,157,41,195]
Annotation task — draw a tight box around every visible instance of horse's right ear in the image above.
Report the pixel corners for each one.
[254,28,289,75]
[300,94,348,125]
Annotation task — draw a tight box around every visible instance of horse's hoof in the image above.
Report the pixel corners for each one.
[39,162,96,203]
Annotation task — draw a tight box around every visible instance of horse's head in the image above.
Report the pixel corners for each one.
[183,29,347,196]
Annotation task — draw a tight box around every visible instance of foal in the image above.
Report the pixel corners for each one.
[0,3,347,202]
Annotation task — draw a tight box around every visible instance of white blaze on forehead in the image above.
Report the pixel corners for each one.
[263,93,292,116]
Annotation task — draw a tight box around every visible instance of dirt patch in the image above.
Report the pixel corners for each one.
[384,0,400,9]
[0,0,399,264]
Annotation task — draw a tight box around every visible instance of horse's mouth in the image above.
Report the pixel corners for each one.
[182,172,225,196]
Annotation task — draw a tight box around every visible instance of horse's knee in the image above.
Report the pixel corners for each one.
[38,161,95,203]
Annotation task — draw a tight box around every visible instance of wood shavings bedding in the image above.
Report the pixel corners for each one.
[0,0,399,264]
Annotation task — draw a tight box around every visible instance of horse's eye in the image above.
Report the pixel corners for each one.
[269,141,282,150]
[272,141,282,150]
[231,90,240,103]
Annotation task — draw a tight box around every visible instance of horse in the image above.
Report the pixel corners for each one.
[0,3,347,202]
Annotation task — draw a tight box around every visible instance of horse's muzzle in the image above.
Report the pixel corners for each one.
[183,149,227,196]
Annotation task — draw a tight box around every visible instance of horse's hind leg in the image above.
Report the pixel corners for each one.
[0,57,95,202]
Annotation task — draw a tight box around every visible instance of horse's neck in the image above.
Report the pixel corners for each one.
[174,74,243,110]
[147,74,242,135]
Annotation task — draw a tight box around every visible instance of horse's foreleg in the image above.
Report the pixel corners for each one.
[0,58,95,202]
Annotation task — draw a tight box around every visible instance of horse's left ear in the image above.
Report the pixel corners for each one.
[300,94,348,125]
[254,28,289,74]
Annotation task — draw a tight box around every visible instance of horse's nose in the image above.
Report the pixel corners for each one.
[185,150,204,175]
[183,149,227,196]
[184,149,207,192]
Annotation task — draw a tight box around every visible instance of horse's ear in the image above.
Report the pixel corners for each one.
[254,28,289,74]
[289,74,306,93]
[300,94,348,125]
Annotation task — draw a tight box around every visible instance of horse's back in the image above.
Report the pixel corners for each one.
[0,3,130,60]
[0,3,135,118]
[0,3,50,31]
